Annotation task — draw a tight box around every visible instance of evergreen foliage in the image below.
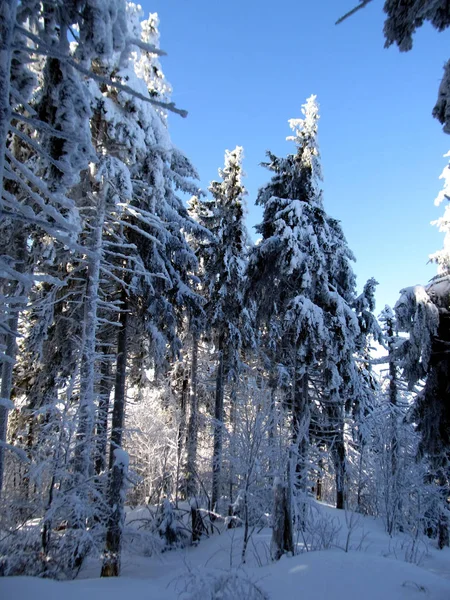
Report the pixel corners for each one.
[0,1,449,582]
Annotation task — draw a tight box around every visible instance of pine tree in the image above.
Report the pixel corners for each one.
[99,6,204,575]
[393,282,450,544]
[184,194,213,498]
[0,0,188,498]
[195,147,251,511]
[0,2,199,576]
[377,305,406,533]
[248,96,364,540]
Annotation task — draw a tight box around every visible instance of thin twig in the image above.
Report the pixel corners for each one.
[335,0,373,25]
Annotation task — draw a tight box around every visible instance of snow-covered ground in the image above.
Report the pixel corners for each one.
[2,502,450,599]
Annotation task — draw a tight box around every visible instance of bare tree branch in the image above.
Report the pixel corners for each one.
[335,0,373,25]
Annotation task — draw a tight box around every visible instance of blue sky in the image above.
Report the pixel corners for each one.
[142,0,450,313]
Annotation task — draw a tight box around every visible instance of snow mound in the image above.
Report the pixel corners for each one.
[2,548,450,600]
[2,502,450,600]
[259,550,450,600]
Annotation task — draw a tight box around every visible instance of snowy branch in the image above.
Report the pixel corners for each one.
[12,112,87,143]
[14,27,188,117]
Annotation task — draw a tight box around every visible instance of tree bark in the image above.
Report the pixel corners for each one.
[176,366,188,504]
[191,498,203,544]
[74,186,106,478]
[186,333,199,498]
[386,318,398,477]
[101,290,128,577]
[95,348,113,476]
[326,401,346,510]
[108,291,127,469]
[0,230,26,496]
[316,453,324,501]
[0,308,19,495]
[293,372,310,494]
[332,430,346,510]
[268,379,277,484]
[0,0,16,207]
[386,316,401,533]
[211,335,224,511]
[100,450,128,577]
[228,385,237,517]
[271,478,294,560]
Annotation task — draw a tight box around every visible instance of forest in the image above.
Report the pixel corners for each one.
[1,1,450,598]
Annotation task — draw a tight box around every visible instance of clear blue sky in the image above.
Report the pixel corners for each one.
[142,0,450,313]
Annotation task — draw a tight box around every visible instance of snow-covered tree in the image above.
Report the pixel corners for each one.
[248,96,364,524]
[0,2,202,577]
[377,306,406,532]
[95,6,205,576]
[0,0,189,498]
[393,281,450,546]
[190,147,251,511]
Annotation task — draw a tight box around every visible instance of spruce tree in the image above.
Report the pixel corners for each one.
[248,96,364,532]
[192,147,251,511]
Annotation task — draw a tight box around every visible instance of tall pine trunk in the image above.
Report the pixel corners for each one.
[331,427,346,510]
[74,186,106,478]
[267,376,277,484]
[0,302,19,495]
[316,452,324,501]
[271,477,294,560]
[176,367,188,505]
[387,317,400,533]
[327,402,346,510]
[211,335,224,511]
[101,290,128,577]
[0,0,16,205]
[0,230,26,496]
[95,347,113,476]
[228,385,237,517]
[186,333,199,498]
[386,318,399,477]
[293,371,310,494]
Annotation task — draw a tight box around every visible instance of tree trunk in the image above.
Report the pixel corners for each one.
[211,336,224,511]
[100,449,128,577]
[332,431,346,510]
[176,367,188,505]
[386,318,398,477]
[386,317,401,532]
[191,497,203,544]
[74,187,106,478]
[108,291,127,469]
[101,291,128,577]
[0,298,19,496]
[94,349,113,476]
[316,453,324,501]
[438,509,449,549]
[356,438,365,511]
[326,401,346,510]
[20,416,34,504]
[293,372,310,494]
[228,385,237,517]
[268,380,277,484]
[0,0,16,206]
[271,478,294,560]
[0,230,26,496]
[186,333,199,498]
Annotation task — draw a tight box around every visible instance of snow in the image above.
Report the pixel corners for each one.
[262,551,450,599]
[2,502,450,600]
[113,448,129,468]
